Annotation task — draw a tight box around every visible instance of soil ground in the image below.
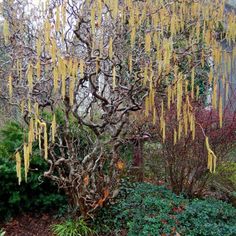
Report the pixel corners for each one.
[1,213,57,236]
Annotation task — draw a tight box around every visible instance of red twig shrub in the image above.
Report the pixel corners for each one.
[129,101,236,196]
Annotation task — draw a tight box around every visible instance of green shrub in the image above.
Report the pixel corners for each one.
[0,122,67,221]
[208,162,236,206]
[94,182,186,235]
[178,199,236,236]
[51,218,94,236]
[212,162,236,190]
[94,182,236,236]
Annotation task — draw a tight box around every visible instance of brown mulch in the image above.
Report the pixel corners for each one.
[1,214,127,236]
[1,213,58,236]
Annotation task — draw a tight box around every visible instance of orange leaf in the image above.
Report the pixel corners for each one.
[103,188,109,199]
[96,189,110,207]
[97,198,104,207]
[83,175,89,186]
[116,160,125,170]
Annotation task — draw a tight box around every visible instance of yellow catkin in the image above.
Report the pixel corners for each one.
[209,68,213,84]
[61,59,66,100]
[28,99,31,114]
[96,57,99,75]
[21,100,25,114]
[16,60,22,79]
[23,143,29,182]
[174,129,177,145]
[51,114,56,143]
[176,78,182,119]
[28,117,34,145]
[15,152,21,185]
[44,19,51,51]
[36,37,41,58]
[38,125,42,151]
[72,59,78,79]
[153,107,156,125]
[62,4,66,27]
[196,20,200,40]
[8,75,13,98]
[97,0,102,26]
[80,59,84,78]
[189,111,193,128]
[69,77,75,106]
[42,122,48,160]
[196,86,200,100]
[30,117,34,140]
[28,119,34,155]
[130,28,136,48]
[112,0,118,18]
[170,14,176,36]
[145,96,149,117]
[160,118,164,134]
[145,33,151,54]
[162,119,166,143]
[219,96,223,128]
[53,66,58,93]
[161,100,164,118]
[112,66,116,89]
[178,120,182,140]
[68,58,73,76]
[149,85,155,109]
[183,104,188,136]
[34,103,39,136]
[129,8,134,26]
[28,138,32,156]
[34,103,39,117]
[109,37,113,60]
[27,63,33,92]
[192,115,195,141]
[3,19,9,44]
[205,136,217,173]
[121,5,126,24]
[191,68,195,99]
[45,0,49,10]
[36,60,41,80]
[167,86,171,110]
[212,80,217,110]
[185,80,189,95]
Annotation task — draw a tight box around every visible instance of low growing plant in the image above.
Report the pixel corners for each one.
[0,229,5,236]
[51,218,94,236]
[94,182,236,236]
[178,198,236,236]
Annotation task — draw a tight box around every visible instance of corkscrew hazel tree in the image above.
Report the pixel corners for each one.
[1,0,236,217]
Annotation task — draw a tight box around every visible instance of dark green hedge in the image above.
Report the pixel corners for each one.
[0,122,66,221]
